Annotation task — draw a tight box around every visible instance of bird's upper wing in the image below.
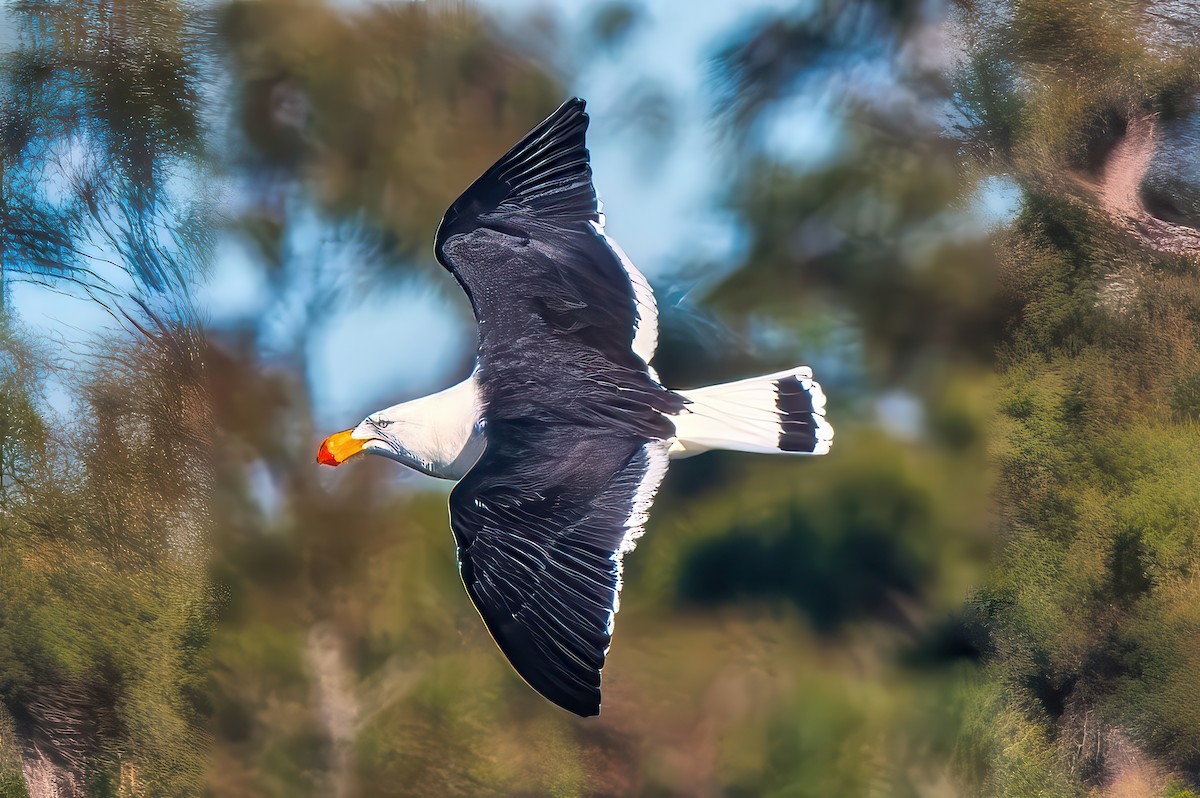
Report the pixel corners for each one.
[449,429,669,716]
[434,97,658,370]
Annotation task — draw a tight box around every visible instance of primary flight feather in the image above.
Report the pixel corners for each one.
[317,98,833,717]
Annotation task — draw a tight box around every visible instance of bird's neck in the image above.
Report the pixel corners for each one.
[387,375,484,480]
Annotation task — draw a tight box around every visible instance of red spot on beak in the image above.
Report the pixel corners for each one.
[317,439,339,466]
[317,429,363,467]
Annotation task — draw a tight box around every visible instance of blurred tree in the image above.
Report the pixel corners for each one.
[950,0,1200,793]
[0,320,213,796]
[0,0,216,794]
[706,0,1006,383]
[218,0,562,272]
[1,0,209,302]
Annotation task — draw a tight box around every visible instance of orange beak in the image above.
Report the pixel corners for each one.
[317,429,365,467]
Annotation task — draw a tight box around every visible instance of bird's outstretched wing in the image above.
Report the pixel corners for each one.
[437,99,684,715]
[434,97,659,372]
[449,431,669,716]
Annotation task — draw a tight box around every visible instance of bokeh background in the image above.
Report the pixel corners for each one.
[1,0,1199,796]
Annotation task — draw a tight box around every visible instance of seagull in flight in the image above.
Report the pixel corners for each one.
[317,98,833,716]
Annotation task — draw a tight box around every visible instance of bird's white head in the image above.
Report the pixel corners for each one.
[316,402,433,473]
[316,377,485,479]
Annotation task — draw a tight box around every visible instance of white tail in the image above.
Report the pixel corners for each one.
[669,367,833,458]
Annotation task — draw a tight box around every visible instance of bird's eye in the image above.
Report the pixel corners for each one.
[374,418,393,429]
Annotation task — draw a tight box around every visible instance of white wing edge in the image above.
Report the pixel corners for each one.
[590,197,659,369]
[604,440,670,642]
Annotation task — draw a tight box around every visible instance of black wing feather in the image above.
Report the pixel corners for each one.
[432,98,663,389]
[450,432,666,716]
[434,98,595,253]
[436,99,684,715]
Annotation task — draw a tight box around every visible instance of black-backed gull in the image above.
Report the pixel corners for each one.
[318,98,833,717]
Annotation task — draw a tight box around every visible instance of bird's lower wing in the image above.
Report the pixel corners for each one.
[448,429,670,716]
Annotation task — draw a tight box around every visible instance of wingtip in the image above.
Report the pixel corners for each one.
[527,670,602,717]
[562,694,601,718]
[435,93,598,256]
[555,96,588,125]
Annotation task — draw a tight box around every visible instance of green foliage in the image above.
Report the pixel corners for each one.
[1169,370,1200,421]
[678,440,945,631]
[1165,779,1200,798]
[0,773,26,798]
[0,322,213,795]
[715,126,1002,378]
[961,687,1084,797]
[952,0,1200,792]
[0,704,26,798]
